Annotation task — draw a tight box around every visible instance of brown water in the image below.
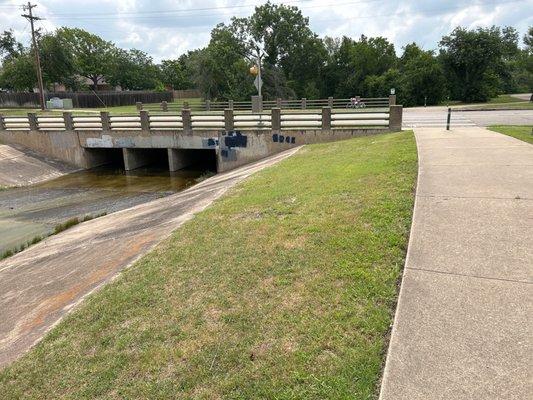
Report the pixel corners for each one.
[0,166,209,255]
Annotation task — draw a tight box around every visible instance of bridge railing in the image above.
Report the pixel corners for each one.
[0,105,401,133]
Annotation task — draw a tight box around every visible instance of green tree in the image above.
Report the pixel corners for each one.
[0,51,36,90]
[0,30,23,61]
[39,33,75,90]
[158,56,194,90]
[57,27,115,90]
[108,49,159,90]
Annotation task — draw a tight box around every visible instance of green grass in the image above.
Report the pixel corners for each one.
[489,125,533,144]
[0,131,417,399]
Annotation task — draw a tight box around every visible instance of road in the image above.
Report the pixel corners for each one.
[0,147,300,368]
[404,107,533,128]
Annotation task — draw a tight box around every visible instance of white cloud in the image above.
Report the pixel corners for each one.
[1,0,531,61]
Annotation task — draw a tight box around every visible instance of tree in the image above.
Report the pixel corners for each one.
[57,27,115,90]
[0,51,36,90]
[39,33,75,90]
[107,49,159,90]
[439,26,508,102]
[158,56,194,90]
[0,30,23,61]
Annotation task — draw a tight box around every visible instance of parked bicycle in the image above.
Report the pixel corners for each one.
[346,97,366,109]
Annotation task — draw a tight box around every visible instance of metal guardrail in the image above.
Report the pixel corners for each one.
[0,106,394,132]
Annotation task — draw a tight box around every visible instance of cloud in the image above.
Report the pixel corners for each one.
[1,0,532,62]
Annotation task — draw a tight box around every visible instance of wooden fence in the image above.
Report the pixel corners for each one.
[0,91,173,108]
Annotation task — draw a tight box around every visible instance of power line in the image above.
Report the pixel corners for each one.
[21,1,45,111]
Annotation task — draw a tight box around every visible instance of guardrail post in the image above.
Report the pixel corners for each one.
[328,96,333,108]
[140,110,150,131]
[446,107,451,131]
[301,98,307,109]
[161,101,168,112]
[389,105,403,131]
[28,113,38,131]
[322,107,331,130]
[205,100,211,111]
[100,111,110,131]
[271,107,281,131]
[224,108,234,131]
[251,95,263,113]
[276,98,282,108]
[183,101,189,110]
[228,99,234,110]
[136,102,143,111]
[63,112,74,131]
[389,95,396,106]
[0,114,6,131]
[181,108,192,134]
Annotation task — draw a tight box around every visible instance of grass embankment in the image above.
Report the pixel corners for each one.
[489,125,533,144]
[0,131,417,399]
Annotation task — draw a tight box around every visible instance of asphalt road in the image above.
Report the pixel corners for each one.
[403,107,533,128]
[0,147,301,368]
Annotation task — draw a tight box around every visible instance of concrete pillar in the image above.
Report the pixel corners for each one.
[251,95,263,113]
[161,101,168,111]
[28,113,38,131]
[183,101,189,109]
[301,98,307,109]
[328,96,334,108]
[100,111,110,131]
[322,107,331,130]
[224,108,234,131]
[63,112,74,131]
[181,108,192,134]
[0,114,4,131]
[228,100,234,109]
[271,107,281,131]
[167,149,194,172]
[276,98,282,108]
[140,110,150,131]
[136,102,142,111]
[205,100,211,111]
[122,148,150,171]
[389,95,396,106]
[389,105,403,131]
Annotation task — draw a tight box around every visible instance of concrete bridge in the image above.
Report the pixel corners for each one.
[0,101,402,173]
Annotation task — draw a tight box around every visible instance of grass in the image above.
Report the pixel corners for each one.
[0,131,417,399]
[0,213,107,261]
[489,125,533,144]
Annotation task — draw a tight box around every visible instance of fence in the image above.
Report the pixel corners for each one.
[0,91,173,108]
[0,105,400,132]
[140,96,393,113]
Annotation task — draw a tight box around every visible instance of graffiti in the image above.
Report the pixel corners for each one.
[223,131,247,148]
[202,137,219,148]
[272,133,296,145]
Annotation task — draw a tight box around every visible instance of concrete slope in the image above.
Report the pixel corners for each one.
[380,127,532,399]
[0,143,76,187]
[0,147,301,368]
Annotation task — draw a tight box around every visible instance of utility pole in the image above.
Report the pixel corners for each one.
[22,2,45,110]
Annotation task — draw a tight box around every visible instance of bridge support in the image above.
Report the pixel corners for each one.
[122,148,151,171]
[168,149,194,172]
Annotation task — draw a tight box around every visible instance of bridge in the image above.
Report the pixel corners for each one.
[0,97,402,173]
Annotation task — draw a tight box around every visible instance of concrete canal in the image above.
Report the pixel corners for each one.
[0,162,215,256]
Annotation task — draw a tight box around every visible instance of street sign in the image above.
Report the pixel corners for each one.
[254,75,262,92]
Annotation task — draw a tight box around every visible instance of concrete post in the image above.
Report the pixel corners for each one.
[251,95,263,113]
[328,96,334,108]
[389,95,396,106]
[28,113,38,131]
[168,149,194,172]
[63,112,74,131]
[228,99,234,109]
[301,98,307,109]
[0,114,5,131]
[181,108,192,134]
[161,101,168,111]
[276,98,282,108]
[136,102,142,111]
[322,107,331,130]
[100,111,110,131]
[183,101,189,109]
[224,108,234,131]
[205,100,211,111]
[122,148,150,171]
[271,107,281,131]
[140,110,150,131]
[389,105,403,131]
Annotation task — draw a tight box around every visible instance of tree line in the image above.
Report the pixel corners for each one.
[1,2,531,106]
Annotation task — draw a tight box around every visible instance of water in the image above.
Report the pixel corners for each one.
[0,166,209,255]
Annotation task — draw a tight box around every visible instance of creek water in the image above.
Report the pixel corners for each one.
[0,166,210,255]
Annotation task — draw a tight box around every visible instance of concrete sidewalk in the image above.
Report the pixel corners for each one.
[380,127,532,399]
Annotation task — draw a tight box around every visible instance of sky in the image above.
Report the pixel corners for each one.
[1,0,532,62]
